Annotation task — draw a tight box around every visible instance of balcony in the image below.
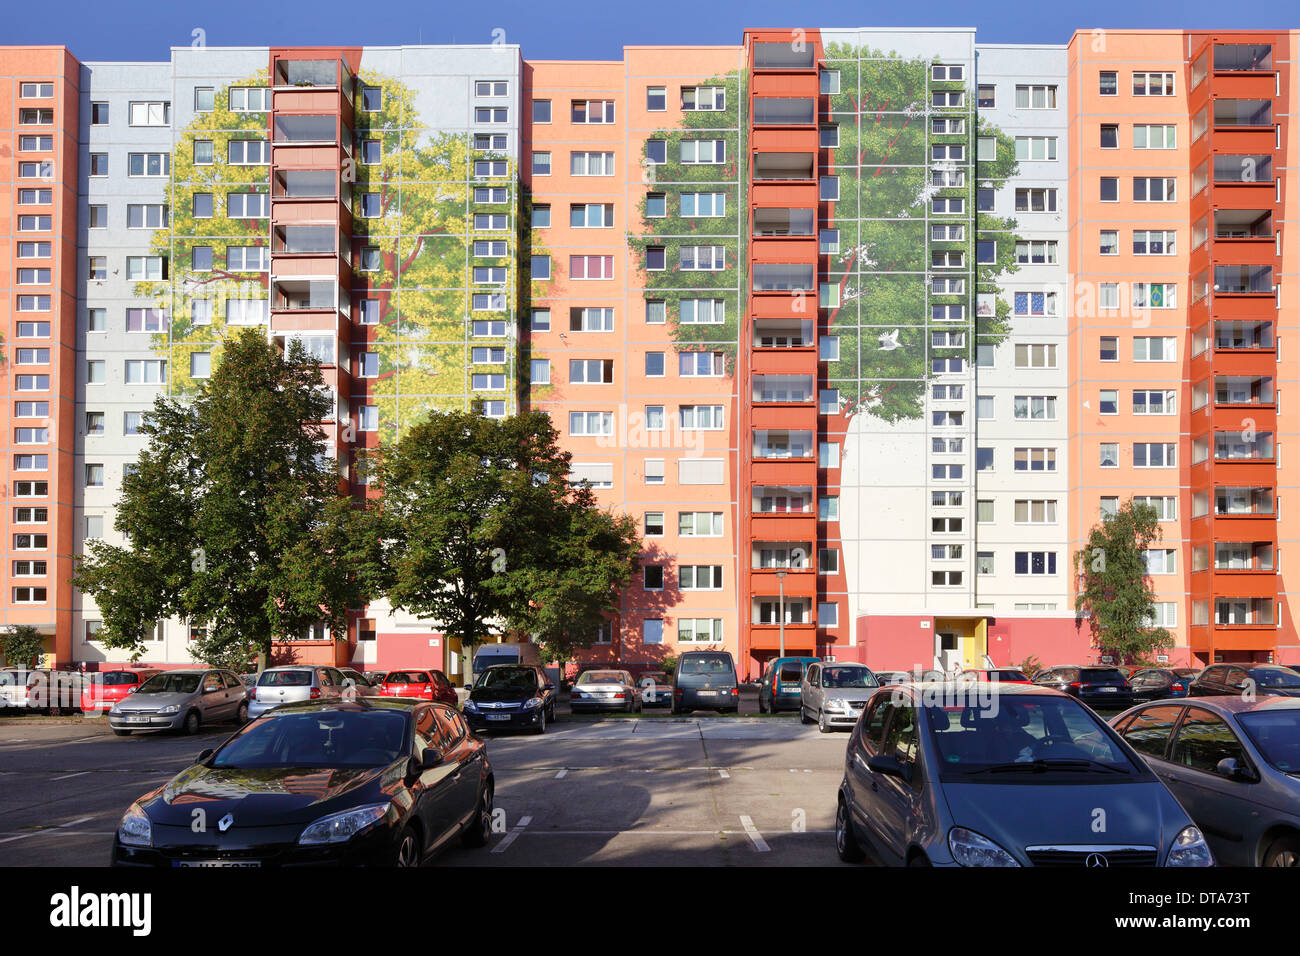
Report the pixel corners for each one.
[1213,154,1273,184]
[1213,99,1272,128]
[276,332,337,367]
[753,430,813,460]
[275,59,339,88]
[1215,209,1272,239]
[1214,431,1274,461]
[1214,320,1273,350]
[753,42,815,70]
[1214,542,1274,572]
[274,225,338,256]
[753,318,814,348]
[1214,598,1274,627]
[1214,44,1273,72]
[753,208,815,236]
[1214,487,1274,517]
[273,115,339,144]
[752,543,814,570]
[752,598,813,626]
[753,263,814,293]
[753,153,815,181]
[1214,375,1273,406]
[1214,265,1273,295]
[273,278,337,312]
[753,98,816,126]
[753,374,814,404]
[274,170,338,199]
[752,486,814,514]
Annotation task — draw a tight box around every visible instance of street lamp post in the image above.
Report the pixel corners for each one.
[775,568,787,659]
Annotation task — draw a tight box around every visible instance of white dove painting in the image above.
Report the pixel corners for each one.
[877,328,902,351]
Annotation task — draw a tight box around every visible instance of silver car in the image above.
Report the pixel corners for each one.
[569,669,643,713]
[338,668,382,696]
[801,662,880,733]
[109,669,248,736]
[1112,695,1300,866]
[248,665,350,718]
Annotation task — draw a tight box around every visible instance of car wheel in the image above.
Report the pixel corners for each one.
[461,786,494,848]
[183,710,201,735]
[1264,835,1300,867]
[235,702,248,725]
[393,824,422,867]
[818,709,830,734]
[800,706,812,725]
[758,697,768,714]
[835,797,865,863]
[112,729,131,737]
[533,706,547,735]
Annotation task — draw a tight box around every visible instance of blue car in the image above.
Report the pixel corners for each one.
[757,656,819,714]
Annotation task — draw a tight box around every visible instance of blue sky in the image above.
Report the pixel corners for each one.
[7,0,1296,61]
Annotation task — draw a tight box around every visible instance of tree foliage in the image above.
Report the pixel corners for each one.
[1073,500,1174,664]
[378,409,642,661]
[71,331,383,668]
[1,625,45,669]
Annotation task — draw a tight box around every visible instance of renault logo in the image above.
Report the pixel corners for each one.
[218,813,234,832]
[1085,853,1108,868]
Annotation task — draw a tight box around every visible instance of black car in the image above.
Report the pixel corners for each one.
[1032,665,1134,709]
[672,651,739,715]
[462,663,557,734]
[1187,663,1300,699]
[1130,667,1201,702]
[112,698,493,867]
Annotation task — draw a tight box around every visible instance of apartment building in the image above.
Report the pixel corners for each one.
[1,28,1297,679]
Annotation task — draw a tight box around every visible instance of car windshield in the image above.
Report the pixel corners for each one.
[386,672,429,683]
[926,696,1135,778]
[477,667,537,690]
[1081,669,1125,682]
[210,710,408,769]
[1251,668,1300,689]
[992,671,1027,681]
[822,666,877,688]
[679,656,732,676]
[1237,711,1300,772]
[137,674,200,695]
[639,672,667,682]
[102,672,143,686]
[578,671,623,684]
[258,670,311,686]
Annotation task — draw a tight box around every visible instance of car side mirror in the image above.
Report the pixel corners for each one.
[543,683,555,692]
[1215,757,1253,782]
[197,748,214,764]
[867,754,908,780]
[421,749,444,769]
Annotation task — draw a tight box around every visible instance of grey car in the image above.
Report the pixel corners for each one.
[109,670,248,736]
[569,669,643,713]
[801,662,880,733]
[248,665,350,718]
[1112,696,1300,866]
[338,668,382,697]
[836,682,1213,867]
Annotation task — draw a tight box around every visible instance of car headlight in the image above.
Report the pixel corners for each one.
[522,697,543,710]
[826,698,849,712]
[159,704,180,715]
[118,802,152,848]
[298,803,391,845]
[463,700,479,713]
[1166,826,1214,867]
[948,827,1021,867]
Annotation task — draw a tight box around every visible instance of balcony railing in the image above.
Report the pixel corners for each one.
[753,375,814,403]
[275,170,338,199]
[1214,99,1272,128]
[753,42,815,70]
[753,153,815,181]
[1214,265,1273,294]
[753,98,816,125]
[753,319,813,348]
[753,208,815,236]
[1214,321,1273,350]
[753,264,814,292]
[1214,376,1273,405]
[273,116,339,143]
[753,431,813,459]
[752,487,814,513]
[1213,154,1273,184]
[1214,43,1273,72]
[1214,432,1274,460]
[1215,487,1274,516]
[276,59,338,87]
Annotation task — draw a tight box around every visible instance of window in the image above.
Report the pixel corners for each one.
[1133,231,1176,256]
[124,360,166,384]
[128,101,170,126]
[19,82,54,99]
[569,308,614,332]
[1099,123,1118,149]
[228,139,270,164]
[977,85,996,108]
[127,204,169,229]
[1100,177,1118,202]
[1142,549,1177,575]
[569,412,613,436]
[87,309,106,332]
[679,512,723,537]
[571,100,615,124]
[819,442,840,469]
[190,352,212,379]
[680,139,726,164]
[1134,496,1178,521]
[475,80,508,97]
[646,86,666,111]
[225,298,268,325]
[977,136,996,161]
[1015,240,1058,265]
[679,352,723,377]
[1134,443,1177,468]
[530,309,551,332]
[1134,336,1176,361]
[679,299,724,325]
[1014,499,1059,524]
[976,448,994,471]
[532,99,551,123]
[1014,344,1057,369]
[1100,230,1119,255]
[645,194,666,218]
[1015,447,1058,472]
[681,86,725,111]
[1099,71,1118,95]
[531,255,551,280]
[227,246,269,272]
[474,107,508,124]
[1015,85,1057,109]
[127,152,170,177]
[1134,124,1177,149]
[681,192,726,217]
[1134,177,1177,202]
[85,463,105,487]
[570,255,614,280]
[1099,389,1118,414]
[680,246,726,271]
[1013,292,1058,317]
[1013,395,1057,421]
[643,566,664,591]
[1133,72,1176,96]
[1015,189,1057,212]
[570,359,614,384]
[1014,552,1058,576]
[1133,283,1176,309]
[1014,136,1058,161]
[229,87,271,111]
[679,406,724,430]
[532,151,551,176]
[819,603,839,628]
[679,566,723,590]
[123,411,145,435]
[570,203,614,228]
[228,192,269,218]
[820,69,840,94]
[531,205,550,229]
[126,308,168,333]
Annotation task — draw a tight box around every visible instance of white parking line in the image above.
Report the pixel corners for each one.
[491,814,533,854]
[0,815,93,845]
[52,771,91,782]
[718,769,730,779]
[554,769,567,779]
[739,815,770,852]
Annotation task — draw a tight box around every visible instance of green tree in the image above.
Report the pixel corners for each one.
[72,331,384,669]
[379,408,642,666]
[1,625,45,669]
[1073,500,1174,664]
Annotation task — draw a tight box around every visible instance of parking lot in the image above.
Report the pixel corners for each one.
[0,710,851,867]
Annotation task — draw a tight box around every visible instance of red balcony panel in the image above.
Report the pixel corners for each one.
[751,350,818,376]
[749,568,818,596]
[1208,295,1277,321]
[272,89,343,113]
[750,459,817,486]
[1208,73,1279,99]
[1209,242,1278,267]
[749,514,817,541]
[1208,403,1275,431]
[750,406,817,431]
[272,200,342,224]
[751,238,818,262]
[748,625,818,652]
[1208,352,1277,379]
[752,128,818,153]
[748,295,814,321]
[272,144,344,168]
[1206,628,1279,653]
[751,73,818,97]
[751,183,819,207]
[1208,573,1278,599]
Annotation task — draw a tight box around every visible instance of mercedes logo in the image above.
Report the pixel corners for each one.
[218,813,234,832]
[1085,853,1108,868]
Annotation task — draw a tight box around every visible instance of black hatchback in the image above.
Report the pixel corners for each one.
[1188,663,1300,699]
[672,651,739,714]
[462,663,557,734]
[1032,665,1134,709]
[112,698,494,867]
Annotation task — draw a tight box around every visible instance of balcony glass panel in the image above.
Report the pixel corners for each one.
[753,263,814,292]
[275,279,337,311]
[1214,321,1273,349]
[753,375,814,403]
[753,430,813,459]
[1214,542,1274,570]
[278,60,337,87]
[1215,598,1273,626]
[753,319,813,348]
[752,486,813,513]
[1213,99,1272,127]
[1214,209,1272,238]
[753,599,810,625]
[274,116,337,143]
[753,544,813,569]
[277,170,337,198]
[1214,376,1273,405]
[754,98,816,125]
[276,226,336,254]
[1215,487,1274,515]
[753,153,815,180]
[1214,432,1273,460]
[1214,265,1273,294]
[1214,44,1273,72]
[1213,154,1273,183]
[753,42,815,69]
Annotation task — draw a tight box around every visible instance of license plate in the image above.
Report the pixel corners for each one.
[173,860,261,868]
[698,690,717,697]
[486,714,511,721]
[1099,687,1117,693]
[125,715,151,723]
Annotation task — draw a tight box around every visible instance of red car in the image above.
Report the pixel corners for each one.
[378,670,458,706]
[81,669,161,713]
[959,668,1032,685]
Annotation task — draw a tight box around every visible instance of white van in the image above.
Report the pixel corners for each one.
[471,642,541,681]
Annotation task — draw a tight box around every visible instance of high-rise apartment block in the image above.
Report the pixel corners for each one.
[2,28,1296,680]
